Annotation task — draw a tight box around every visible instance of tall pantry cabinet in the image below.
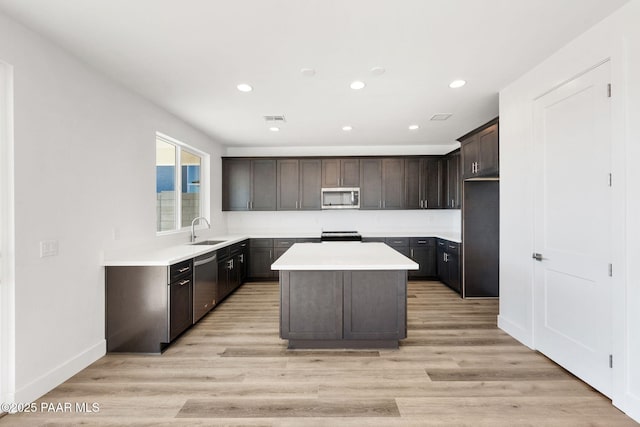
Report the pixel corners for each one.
[459,118,499,298]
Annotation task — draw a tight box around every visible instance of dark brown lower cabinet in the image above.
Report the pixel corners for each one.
[106,259,194,353]
[381,237,436,279]
[169,277,193,341]
[248,239,274,280]
[216,245,245,303]
[248,238,321,280]
[462,180,499,297]
[436,239,461,294]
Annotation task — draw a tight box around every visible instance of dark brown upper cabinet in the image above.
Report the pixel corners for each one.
[321,158,360,188]
[444,151,461,209]
[460,119,499,179]
[277,159,299,210]
[277,159,322,211]
[222,158,276,211]
[360,158,405,209]
[405,157,443,209]
[382,158,404,209]
[299,159,322,210]
[359,158,383,209]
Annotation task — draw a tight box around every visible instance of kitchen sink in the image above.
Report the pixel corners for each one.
[191,240,226,246]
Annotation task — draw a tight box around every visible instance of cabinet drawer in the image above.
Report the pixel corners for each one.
[410,237,435,247]
[229,243,243,256]
[386,237,410,247]
[446,242,460,255]
[250,238,273,248]
[170,260,193,283]
[297,237,321,243]
[216,247,230,259]
[274,238,296,248]
[362,237,386,243]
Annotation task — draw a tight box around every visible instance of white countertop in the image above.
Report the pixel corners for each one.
[360,231,461,242]
[271,242,419,271]
[239,231,461,242]
[103,235,249,266]
[103,231,460,267]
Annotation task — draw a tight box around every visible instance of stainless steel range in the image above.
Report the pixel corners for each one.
[320,231,362,241]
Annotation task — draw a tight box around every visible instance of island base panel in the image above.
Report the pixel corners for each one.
[287,339,399,349]
[279,269,407,349]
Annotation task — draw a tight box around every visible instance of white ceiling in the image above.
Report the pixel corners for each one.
[0,0,630,149]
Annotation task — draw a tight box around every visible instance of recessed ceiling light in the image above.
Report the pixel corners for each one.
[449,80,466,89]
[342,126,353,131]
[409,125,420,130]
[370,67,385,76]
[269,127,280,132]
[301,68,316,77]
[237,83,253,92]
[350,81,366,90]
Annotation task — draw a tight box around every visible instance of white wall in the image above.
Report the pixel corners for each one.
[0,12,225,403]
[499,0,640,421]
[226,209,461,236]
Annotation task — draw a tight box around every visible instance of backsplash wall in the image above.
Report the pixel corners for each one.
[225,209,461,236]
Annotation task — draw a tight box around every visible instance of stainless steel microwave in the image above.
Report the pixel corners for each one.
[321,188,360,209]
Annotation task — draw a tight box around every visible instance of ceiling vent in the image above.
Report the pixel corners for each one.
[430,113,453,121]
[264,115,286,123]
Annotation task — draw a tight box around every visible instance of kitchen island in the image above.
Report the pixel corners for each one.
[271,242,418,349]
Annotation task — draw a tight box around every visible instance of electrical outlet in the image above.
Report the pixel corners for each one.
[40,240,59,257]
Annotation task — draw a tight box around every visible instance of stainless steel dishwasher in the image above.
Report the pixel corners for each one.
[193,251,217,323]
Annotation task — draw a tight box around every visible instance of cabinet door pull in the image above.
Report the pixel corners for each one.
[379,200,382,208]
[410,249,414,258]
[418,240,427,244]
[178,267,190,273]
[424,200,428,208]
[178,279,190,286]
[239,254,244,263]
[295,201,298,209]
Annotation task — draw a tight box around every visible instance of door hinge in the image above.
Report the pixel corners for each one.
[607,83,612,98]
[609,354,613,368]
[608,263,613,277]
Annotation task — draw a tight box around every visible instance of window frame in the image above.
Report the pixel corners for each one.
[156,132,209,235]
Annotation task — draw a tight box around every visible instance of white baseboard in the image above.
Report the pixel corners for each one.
[14,340,105,403]
[497,315,534,349]
[614,392,640,424]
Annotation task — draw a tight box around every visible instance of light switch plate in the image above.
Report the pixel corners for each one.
[40,240,59,257]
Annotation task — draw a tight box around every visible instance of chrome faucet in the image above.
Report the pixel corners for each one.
[190,217,211,242]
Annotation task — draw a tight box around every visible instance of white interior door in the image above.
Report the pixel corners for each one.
[533,61,612,397]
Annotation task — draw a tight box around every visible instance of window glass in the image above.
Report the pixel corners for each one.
[156,135,206,233]
[156,139,176,232]
[181,150,201,228]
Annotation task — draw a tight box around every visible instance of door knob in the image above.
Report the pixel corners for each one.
[532,253,544,261]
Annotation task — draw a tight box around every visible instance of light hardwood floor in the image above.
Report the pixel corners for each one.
[1,280,637,426]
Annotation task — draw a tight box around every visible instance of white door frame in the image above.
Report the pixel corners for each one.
[532,59,613,396]
[529,52,628,413]
[0,60,15,407]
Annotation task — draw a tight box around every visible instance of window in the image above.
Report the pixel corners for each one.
[156,133,207,233]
